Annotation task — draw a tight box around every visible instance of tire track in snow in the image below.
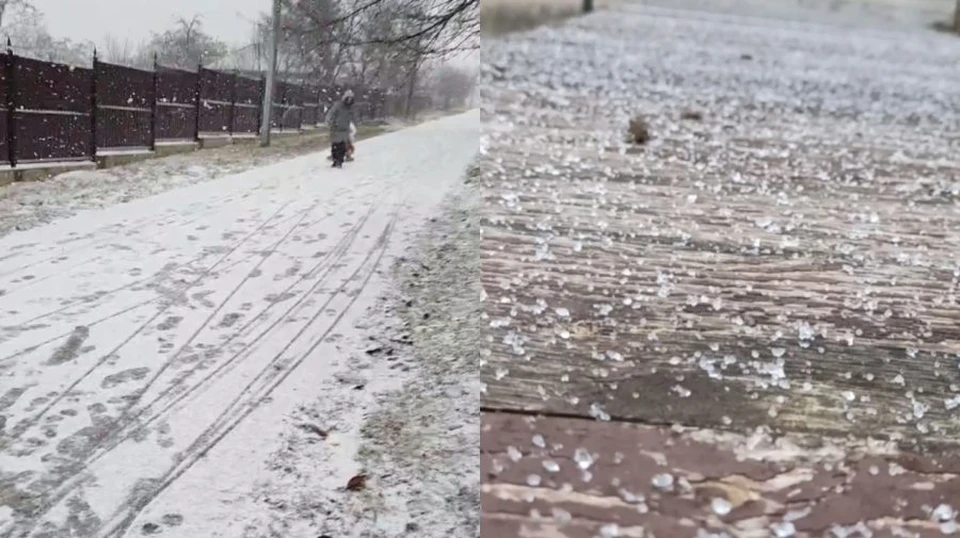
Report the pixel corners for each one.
[4,111,480,537]
[2,156,345,274]
[0,201,294,297]
[124,201,378,435]
[100,208,399,538]
[116,197,328,425]
[0,157,421,361]
[0,255,106,297]
[9,200,383,534]
[0,203,226,280]
[0,255,251,364]
[0,204,313,362]
[4,202,294,441]
[0,184,285,284]
[0,301,161,364]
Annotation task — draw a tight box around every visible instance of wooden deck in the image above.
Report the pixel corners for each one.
[480,0,960,535]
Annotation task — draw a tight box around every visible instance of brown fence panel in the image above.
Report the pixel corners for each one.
[301,86,318,126]
[199,68,232,135]
[363,88,377,120]
[0,55,391,164]
[13,56,91,162]
[384,92,404,117]
[371,89,386,119]
[0,53,8,165]
[280,83,302,131]
[356,87,374,122]
[233,75,261,134]
[371,89,385,120]
[352,86,364,122]
[382,93,394,117]
[269,81,285,131]
[410,93,431,116]
[96,61,153,149]
[415,93,433,115]
[157,67,197,141]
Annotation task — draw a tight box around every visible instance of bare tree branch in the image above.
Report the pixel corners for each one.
[289,0,478,56]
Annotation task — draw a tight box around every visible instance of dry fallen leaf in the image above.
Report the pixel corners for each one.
[346,474,368,491]
[296,423,328,439]
[628,116,651,145]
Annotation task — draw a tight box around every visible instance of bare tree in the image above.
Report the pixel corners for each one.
[1,3,92,65]
[279,0,350,81]
[0,0,28,29]
[290,0,478,56]
[233,0,475,117]
[147,16,228,69]
[102,35,150,68]
[282,0,478,94]
[430,64,474,110]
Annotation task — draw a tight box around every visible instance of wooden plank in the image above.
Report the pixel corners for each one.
[481,413,960,537]
[479,1,960,448]
[480,127,960,446]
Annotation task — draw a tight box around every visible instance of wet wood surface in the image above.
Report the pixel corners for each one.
[479,2,960,447]
[480,0,960,534]
[481,413,960,537]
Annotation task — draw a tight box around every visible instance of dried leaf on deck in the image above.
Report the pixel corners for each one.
[346,474,368,491]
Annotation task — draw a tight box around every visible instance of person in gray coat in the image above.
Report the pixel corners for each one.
[326,89,356,168]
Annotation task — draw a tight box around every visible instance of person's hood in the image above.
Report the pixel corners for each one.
[342,89,355,105]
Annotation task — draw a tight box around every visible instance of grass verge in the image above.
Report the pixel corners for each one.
[481,0,609,36]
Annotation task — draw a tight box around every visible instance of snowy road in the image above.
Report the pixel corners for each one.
[0,110,479,538]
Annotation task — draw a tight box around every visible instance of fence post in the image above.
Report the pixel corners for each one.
[296,85,303,132]
[583,0,594,12]
[228,71,237,137]
[149,53,158,152]
[90,48,98,163]
[193,63,202,143]
[291,85,298,132]
[255,73,265,137]
[316,87,322,127]
[4,39,16,168]
[280,82,286,133]
[276,82,283,133]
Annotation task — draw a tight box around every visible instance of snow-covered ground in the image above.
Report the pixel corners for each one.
[0,110,479,538]
[0,117,439,238]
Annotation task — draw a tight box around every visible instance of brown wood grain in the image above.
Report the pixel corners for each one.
[480,0,960,533]
[480,84,960,450]
[481,413,960,537]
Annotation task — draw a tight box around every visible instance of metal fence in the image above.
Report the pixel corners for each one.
[0,48,395,167]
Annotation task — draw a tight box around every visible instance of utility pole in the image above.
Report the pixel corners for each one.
[260,0,281,147]
[954,0,960,34]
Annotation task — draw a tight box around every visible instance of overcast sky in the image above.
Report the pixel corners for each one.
[31,0,268,47]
